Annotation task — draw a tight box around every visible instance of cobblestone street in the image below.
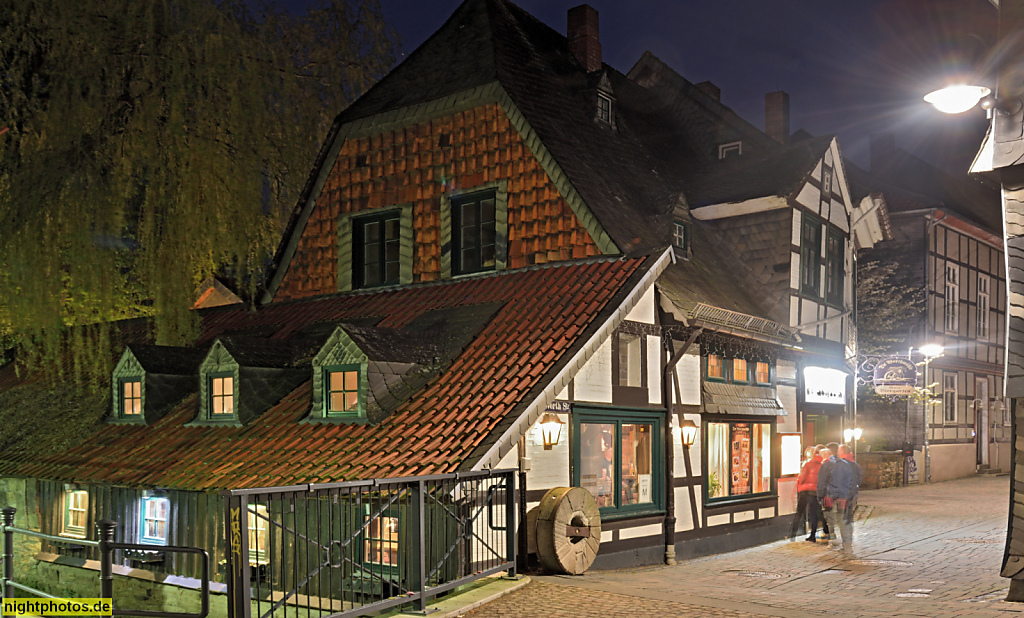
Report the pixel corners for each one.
[463,474,1017,617]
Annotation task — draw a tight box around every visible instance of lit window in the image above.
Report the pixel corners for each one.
[452,190,497,275]
[326,367,360,417]
[943,374,958,423]
[801,215,822,296]
[755,361,771,385]
[140,497,169,545]
[353,212,401,289]
[944,263,959,333]
[732,358,748,383]
[249,504,268,565]
[364,515,399,568]
[706,421,772,500]
[575,410,662,518]
[978,274,990,339]
[707,354,725,380]
[597,93,613,124]
[121,379,142,416]
[63,490,88,538]
[210,375,234,416]
[618,332,642,387]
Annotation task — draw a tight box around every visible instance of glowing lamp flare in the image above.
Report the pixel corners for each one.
[843,427,864,443]
[924,85,991,114]
[919,343,944,359]
[538,412,564,450]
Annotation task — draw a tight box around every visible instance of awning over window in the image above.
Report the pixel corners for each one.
[702,382,786,416]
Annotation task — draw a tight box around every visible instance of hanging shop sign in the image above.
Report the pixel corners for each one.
[873,358,917,395]
[803,366,847,405]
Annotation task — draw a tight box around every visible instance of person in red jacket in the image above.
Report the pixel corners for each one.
[791,445,829,541]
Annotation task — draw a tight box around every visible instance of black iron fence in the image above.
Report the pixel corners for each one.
[223,469,516,618]
[0,507,210,617]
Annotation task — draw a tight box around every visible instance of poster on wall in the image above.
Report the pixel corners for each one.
[731,423,751,495]
[638,474,651,502]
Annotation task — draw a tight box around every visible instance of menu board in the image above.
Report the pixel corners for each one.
[730,423,751,495]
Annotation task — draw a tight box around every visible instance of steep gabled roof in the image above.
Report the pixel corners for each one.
[0,255,659,489]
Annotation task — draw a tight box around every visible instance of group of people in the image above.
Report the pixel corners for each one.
[791,441,861,555]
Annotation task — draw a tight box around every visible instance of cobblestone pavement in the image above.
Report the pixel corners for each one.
[463,474,1018,617]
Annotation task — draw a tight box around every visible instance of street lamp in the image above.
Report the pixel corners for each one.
[924,84,992,114]
[843,427,863,443]
[918,344,944,484]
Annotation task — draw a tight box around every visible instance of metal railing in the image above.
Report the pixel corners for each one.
[1,507,210,618]
[223,468,517,618]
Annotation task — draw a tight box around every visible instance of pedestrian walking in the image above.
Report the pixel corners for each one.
[791,445,826,542]
[817,444,854,554]
[838,443,861,525]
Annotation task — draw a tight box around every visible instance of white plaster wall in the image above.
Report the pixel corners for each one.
[674,486,695,532]
[789,295,800,327]
[777,477,797,516]
[524,413,570,490]
[647,334,661,405]
[619,523,662,540]
[733,511,754,523]
[575,338,612,403]
[777,360,797,382]
[789,258,801,295]
[707,514,729,526]
[777,386,798,433]
[794,182,816,212]
[759,507,777,519]
[800,298,818,329]
[676,352,701,405]
[625,288,656,324]
[928,443,978,482]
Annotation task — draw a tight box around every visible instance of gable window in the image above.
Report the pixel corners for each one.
[209,374,234,416]
[755,361,771,385]
[732,358,748,384]
[944,263,960,333]
[617,332,642,387]
[120,379,142,417]
[821,167,833,197]
[673,221,688,253]
[63,490,88,538]
[943,374,958,423]
[574,409,663,519]
[452,190,497,275]
[718,141,742,159]
[325,366,361,417]
[597,92,613,124]
[800,214,822,296]
[706,420,772,501]
[249,504,269,565]
[706,354,725,381]
[825,228,844,306]
[353,211,400,289]
[364,513,399,569]
[978,274,990,339]
[140,496,169,545]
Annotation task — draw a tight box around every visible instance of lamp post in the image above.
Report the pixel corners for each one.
[918,343,943,484]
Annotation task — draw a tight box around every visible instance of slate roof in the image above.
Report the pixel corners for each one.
[0,256,652,490]
[128,344,205,376]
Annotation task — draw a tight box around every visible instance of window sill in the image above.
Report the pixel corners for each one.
[704,493,775,510]
[597,507,665,522]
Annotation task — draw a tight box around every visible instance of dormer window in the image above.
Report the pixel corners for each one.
[326,366,361,417]
[673,221,688,253]
[597,92,613,124]
[718,141,742,159]
[209,373,235,417]
[120,379,142,417]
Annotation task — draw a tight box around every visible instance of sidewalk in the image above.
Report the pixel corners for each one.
[448,474,1017,617]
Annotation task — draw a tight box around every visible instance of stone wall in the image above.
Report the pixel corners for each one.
[855,451,904,489]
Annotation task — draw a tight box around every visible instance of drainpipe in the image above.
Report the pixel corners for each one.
[922,210,946,485]
[661,324,702,565]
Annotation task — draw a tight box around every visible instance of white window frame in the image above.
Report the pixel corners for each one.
[140,496,170,545]
[596,92,613,124]
[718,141,742,159]
[63,490,88,539]
[977,274,990,339]
[944,263,959,333]
[943,373,958,423]
[672,221,687,251]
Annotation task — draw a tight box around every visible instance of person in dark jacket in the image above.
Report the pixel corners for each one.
[817,444,854,554]
[792,446,828,541]
[838,444,861,525]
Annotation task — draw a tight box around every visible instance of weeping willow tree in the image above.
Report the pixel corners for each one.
[0,0,396,377]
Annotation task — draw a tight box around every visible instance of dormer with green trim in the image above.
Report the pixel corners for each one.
[109,345,202,425]
[191,338,307,427]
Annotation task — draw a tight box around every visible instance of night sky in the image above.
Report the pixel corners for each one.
[319,0,1000,174]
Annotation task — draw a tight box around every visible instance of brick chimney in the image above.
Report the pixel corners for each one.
[695,81,721,102]
[870,133,896,172]
[765,91,790,145]
[568,5,601,72]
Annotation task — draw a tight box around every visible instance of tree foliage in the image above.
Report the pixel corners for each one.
[0,0,396,375]
[856,257,925,357]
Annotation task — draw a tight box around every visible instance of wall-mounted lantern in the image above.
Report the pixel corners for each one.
[678,419,698,448]
[539,412,564,450]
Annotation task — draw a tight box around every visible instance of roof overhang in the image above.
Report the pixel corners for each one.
[702,382,786,416]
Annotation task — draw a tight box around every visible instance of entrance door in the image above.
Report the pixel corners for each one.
[803,414,827,450]
[977,378,989,467]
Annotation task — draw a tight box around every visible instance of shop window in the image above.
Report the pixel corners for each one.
[63,490,89,538]
[800,214,822,297]
[325,365,361,418]
[944,263,959,333]
[574,409,662,519]
[120,378,142,417]
[140,496,169,545]
[353,211,401,289]
[705,421,772,501]
[617,332,642,387]
[249,504,269,566]
[364,513,400,569]
[706,354,725,381]
[943,374,958,423]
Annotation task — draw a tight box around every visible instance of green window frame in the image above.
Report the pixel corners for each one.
[119,378,142,417]
[353,211,401,289]
[704,419,774,503]
[324,365,361,418]
[208,372,235,419]
[573,408,663,520]
[800,214,822,297]
[139,496,169,545]
[451,190,497,275]
[825,227,844,307]
[63,490,88,538]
